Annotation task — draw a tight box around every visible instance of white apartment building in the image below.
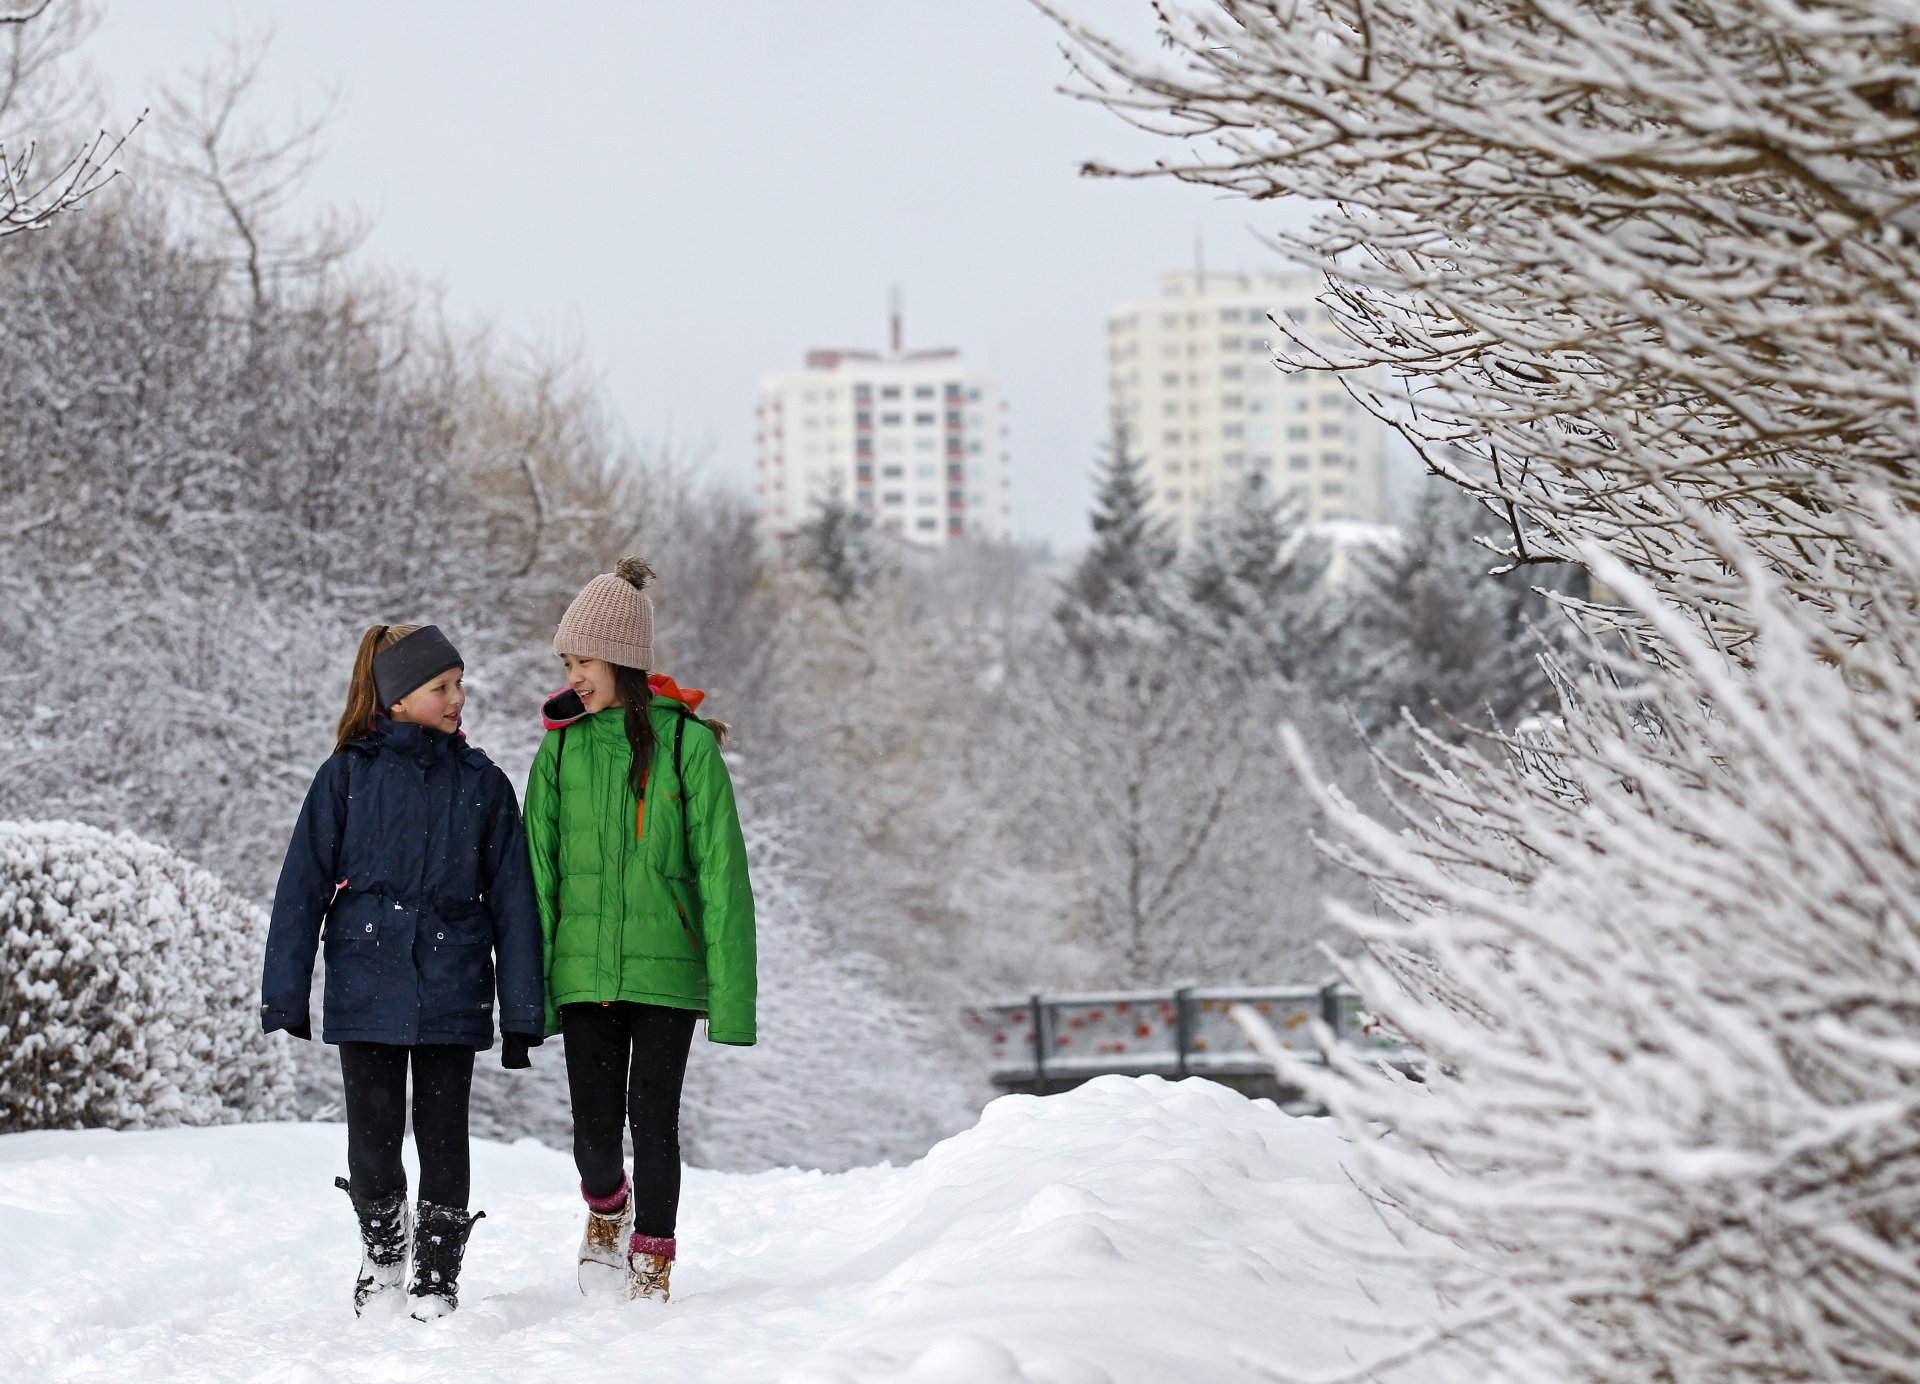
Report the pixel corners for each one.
[1106,270,1388,543]
[756,343,1010,547]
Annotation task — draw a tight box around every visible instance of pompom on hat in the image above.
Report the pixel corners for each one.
[554,556,655,670]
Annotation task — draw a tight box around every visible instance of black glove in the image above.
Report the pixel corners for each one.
[501,1032,537,1069]
[281,1018,312,1041]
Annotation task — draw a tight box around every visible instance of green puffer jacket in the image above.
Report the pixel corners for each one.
[524,681,756,1045]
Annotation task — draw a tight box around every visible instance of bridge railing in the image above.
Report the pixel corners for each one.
[965,982,1407,1093]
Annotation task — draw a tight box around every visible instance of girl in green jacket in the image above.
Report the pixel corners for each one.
[523,557,757,1304]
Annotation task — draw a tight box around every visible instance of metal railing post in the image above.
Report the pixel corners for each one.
[1319,981,1343,1045]
[1173,985,1193,1079]
[1030,991,1049,1096]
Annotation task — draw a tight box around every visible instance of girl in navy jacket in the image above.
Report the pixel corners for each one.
[261,622,543,1321]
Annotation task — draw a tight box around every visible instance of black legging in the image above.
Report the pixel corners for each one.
[338,1042,476,1208]
[560,1001,696,1238]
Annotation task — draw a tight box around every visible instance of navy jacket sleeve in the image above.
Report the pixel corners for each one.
[261,753,348,1035]
[483,767,545,1038]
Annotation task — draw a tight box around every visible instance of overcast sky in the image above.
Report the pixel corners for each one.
[78,2,1312,550]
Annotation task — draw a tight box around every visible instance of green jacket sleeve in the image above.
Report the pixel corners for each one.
[525,730,563,1037]
[684,726,756,1045]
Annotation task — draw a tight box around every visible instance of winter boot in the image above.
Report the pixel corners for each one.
[577,1174,634,1298]
[407,1201,485,1321]
[335,1175,411,1317]
[627,1233,675,1303]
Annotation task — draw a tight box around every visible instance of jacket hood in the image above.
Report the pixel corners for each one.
[542,674,705,731]
[347,716,487,769]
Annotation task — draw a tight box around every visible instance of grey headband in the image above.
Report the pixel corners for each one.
[373,625,464,707]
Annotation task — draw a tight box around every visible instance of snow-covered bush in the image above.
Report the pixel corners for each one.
[0,820,296,1132]
[1056,3,1920,1381]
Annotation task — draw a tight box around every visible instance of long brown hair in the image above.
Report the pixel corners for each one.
[613,663,658,802]
[335,623,422,752]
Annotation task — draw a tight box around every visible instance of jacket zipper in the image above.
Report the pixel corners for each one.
[674,897,702,956]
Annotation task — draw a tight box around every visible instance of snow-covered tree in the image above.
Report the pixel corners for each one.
[1331,478,1575,746]
[1181,469,1329,678]
[1056,424,1181,652]
[1055,3,1920,1380]
[791,492,889,608]
[0,820,297,1132]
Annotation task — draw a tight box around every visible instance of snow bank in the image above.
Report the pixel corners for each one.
[0,820,296,1133]
[0,1075,1442,1384]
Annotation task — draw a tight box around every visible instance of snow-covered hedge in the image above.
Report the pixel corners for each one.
[0,821,296,1132]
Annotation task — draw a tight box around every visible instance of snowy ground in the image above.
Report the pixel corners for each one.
[0,1076,1440,1384]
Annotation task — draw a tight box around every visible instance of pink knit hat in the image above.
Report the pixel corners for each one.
[554,557,655,669]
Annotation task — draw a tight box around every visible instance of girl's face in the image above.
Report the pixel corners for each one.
[389,667,465,734]
[561,654,618,713]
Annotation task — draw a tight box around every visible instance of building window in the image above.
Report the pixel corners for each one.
[916,464,937,479]
[948,489,964,506]
[1220,308,1242,323]
[856,438,873,456]
[1161,313,1180,329]
[1161,372,1180,386]
[881,412,902,426]
[1220,336,1240,352]
[1221,394,1243,409]
[1320,391,1347,408]
[1285,308,1306,324]
[1163,429,1182,445]
[1164,459,1183,474]
[945,382,962,399]
[917,517,938,532]
[1224,453,1245,469]
[917,492,937,507]
[914,412,935,426]
[1166,487,1183,502]
[1288,424,1310,441]
[882,465,904,479]
[881,385,901,400]
[1321,421,1344,437]
[1251,454,1273,472]
[854,384,872,400]
[1223,423,1245,439]
[1222,365,1243,380]
[1289,453,1310,470]
[945,410,961,426]
[1248,337,1268,353]
[883,491,904,506]
[856,411,872,428]
[914,384,934,399]
[967,387,981,401]
[858,492,875,508]
[1322,480,1344,496]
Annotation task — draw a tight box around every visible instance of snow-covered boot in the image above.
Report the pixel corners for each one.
[407,1201,484,1321]
[334,1175,411,1317]
[626,1233,675,1303]
[577,1174,635,1297]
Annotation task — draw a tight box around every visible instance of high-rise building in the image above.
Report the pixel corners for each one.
[755,322,1010,547]
[1106,270,1389,542]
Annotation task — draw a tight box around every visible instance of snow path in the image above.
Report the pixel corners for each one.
[0,1076,1438,1384]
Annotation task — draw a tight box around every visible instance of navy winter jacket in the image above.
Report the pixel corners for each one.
[261,718,544,1048]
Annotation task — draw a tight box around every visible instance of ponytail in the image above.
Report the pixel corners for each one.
[335,622,421,752]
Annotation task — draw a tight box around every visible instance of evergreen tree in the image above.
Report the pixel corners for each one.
[1182,470,1330,680]
[1333,480,1576,742]
[1055,424,1180,653]
[793,492,887,606]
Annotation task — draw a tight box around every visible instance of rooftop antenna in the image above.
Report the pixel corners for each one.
[889,285,902,355]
